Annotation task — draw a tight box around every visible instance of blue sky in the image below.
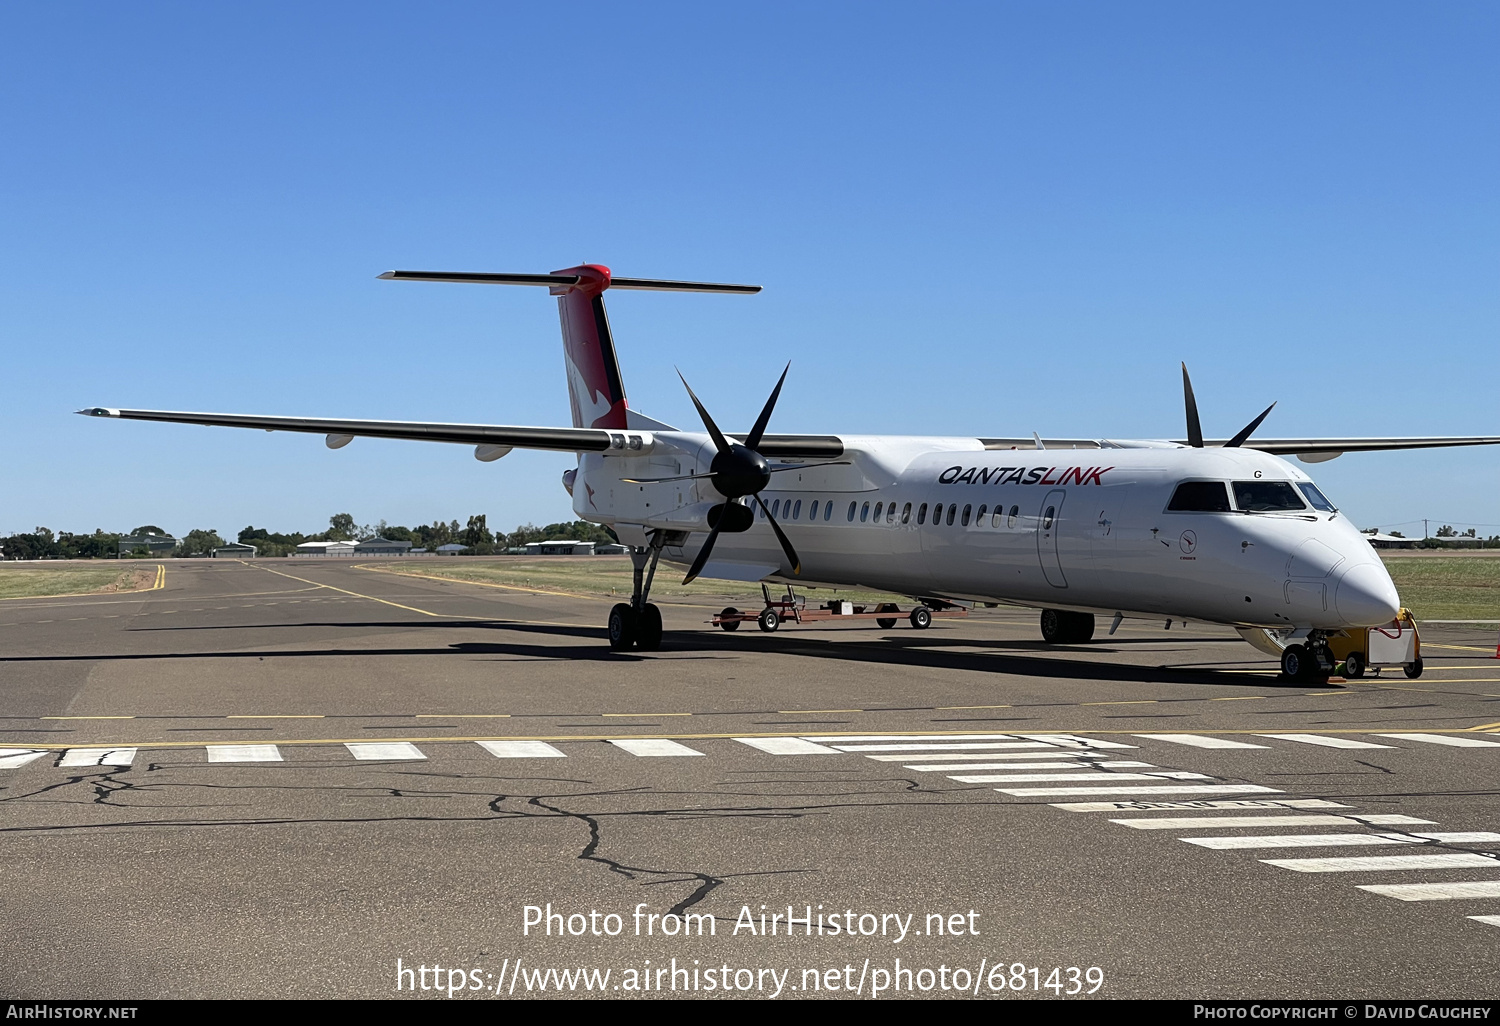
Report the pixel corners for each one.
[2,2,1495,540]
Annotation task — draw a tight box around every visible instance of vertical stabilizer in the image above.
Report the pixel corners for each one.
[551,264,629,430]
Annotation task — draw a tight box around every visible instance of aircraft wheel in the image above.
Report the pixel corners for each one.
[719,607,741,632]
[876,603,899,629]
[909,607,933,630]
[608,603,637,650]
[876,618,897,629]
[1404,658,1424,679]
[1042,608,1093,643]
[637,603,663,651]
[758,608,780,633]
[1343,651,1365,679]
[1280,644,1316,681]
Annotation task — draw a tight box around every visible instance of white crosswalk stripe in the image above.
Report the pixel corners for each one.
[1055,798,1346,813]
[1254,734,1396,749]
[206,744,282,763]
[1406,832,1500,843]
[810,734,1031,743]
[1183,833,1424,850]
[476,740,565,758]
[1468,916,1500,927]
[908,761,1152,772]
[59,748,137,767]
[1374,733,1500,748]
[866,751,1105,762]
[1000,784,1281,797]
[345,742,426,761]
[608,738,703,757]
[1359,881,1500,901]
[0,749,46,769]
[954,771,1210,784]
[735,737,839,755]
[1111,814,1432,831]
[1262,854,1500,873]
[1133,734,1270,750]
[1016,735,1137,749]
[832,742,1064,752]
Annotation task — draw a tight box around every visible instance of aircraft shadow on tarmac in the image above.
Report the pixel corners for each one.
[15,617,1299,688]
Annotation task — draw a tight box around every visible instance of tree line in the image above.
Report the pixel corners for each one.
[1,515,618,560]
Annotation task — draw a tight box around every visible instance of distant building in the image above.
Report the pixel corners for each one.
[1364,532,1417,550]
[524,539,596,556]
[595,543,628,555]
[293,540,358,557]
[435,543,470,555]
[119,531,178,556]
[354,537,413,556]
[212,542,258,558]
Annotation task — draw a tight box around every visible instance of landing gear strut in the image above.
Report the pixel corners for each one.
[1280,631,1336,682]
[610,534,666,651]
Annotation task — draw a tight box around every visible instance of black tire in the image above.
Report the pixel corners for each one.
[1067,612,1096,643]
[877,618,898,629]
[1404,658,1424,679]
[1281,643,1316,681]
[636,603,663,651]
[719,607,741,632]
[1040,608,1064,643]
[909,607,933,630]
[608,603,637,650]
[758,608,780,633]
[1343,651,1365,679]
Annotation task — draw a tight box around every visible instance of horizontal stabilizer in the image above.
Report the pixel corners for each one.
[378,270,760,294]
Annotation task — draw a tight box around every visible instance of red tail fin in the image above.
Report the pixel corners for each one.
[551,264,628,430]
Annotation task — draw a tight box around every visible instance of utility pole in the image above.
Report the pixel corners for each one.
[1424,519,1429,540]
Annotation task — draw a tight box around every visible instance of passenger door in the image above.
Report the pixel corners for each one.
[1036,489,1067,588]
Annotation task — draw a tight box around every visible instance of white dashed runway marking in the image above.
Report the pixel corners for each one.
[206,744,282,763]
[345,742,426,761]
[59,748,137,767]
[607,738,703,757]
[1254,734,1396,750]
[1133,734,1270,749]
[476,740,566,758]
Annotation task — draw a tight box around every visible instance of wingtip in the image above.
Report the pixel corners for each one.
[376,271,397,279]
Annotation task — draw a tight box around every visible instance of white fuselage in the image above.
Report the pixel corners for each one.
[575,434,1401,631]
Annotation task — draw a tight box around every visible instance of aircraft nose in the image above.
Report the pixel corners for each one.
[1335,562,1401,627]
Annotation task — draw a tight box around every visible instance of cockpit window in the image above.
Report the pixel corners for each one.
[1297,482,1338,512]
[1233,481,1306,512]
[1167,481,1231,512]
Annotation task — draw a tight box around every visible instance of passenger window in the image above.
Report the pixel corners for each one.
[932,503,943,524]
[961,504,972,526]
[917,503,927,525]
[1042,505,1055,530]
[808,500,818,520]
[977,504,987,523]
[946,505,956,526]
[824,501,833,521]
[991,509,1001,527]
[792,499,802,520]
[860,502,870,522]
[1007,505,1019,527]
[886,503,895,524]
[1233,481,1306,512]
[1167,481,1232,512]
[901,502,912,524]
[771,499,780,518]
[1297,482,1338,512]
[873,501,883,522]
[847,501,857,522]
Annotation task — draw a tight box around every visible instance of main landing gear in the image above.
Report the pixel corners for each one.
[609,535,666,651]
[1040,609,1095,644]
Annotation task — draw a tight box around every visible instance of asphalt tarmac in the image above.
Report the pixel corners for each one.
[3,559,1500,1001]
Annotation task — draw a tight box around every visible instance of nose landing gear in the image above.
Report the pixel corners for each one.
[1280,631,1337,682]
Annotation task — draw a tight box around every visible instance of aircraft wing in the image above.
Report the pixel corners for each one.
[1230,436,1500,456]
[76,407,613,452]
[75,406,849,458]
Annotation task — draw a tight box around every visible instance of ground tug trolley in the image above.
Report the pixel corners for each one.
[711,584,970,633]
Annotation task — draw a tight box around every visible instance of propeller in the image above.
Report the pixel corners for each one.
[1180,363,1277,449]
[678,364,802,585]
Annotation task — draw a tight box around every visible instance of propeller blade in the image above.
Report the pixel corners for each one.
[1225,401,1277,448]
[681,521,725,585]
[1181,362,1204,448]
[677,370,732,456]
[744,363,790,451]
[754,495,801,576]
[619,472,717,484]
[764,460,851,474]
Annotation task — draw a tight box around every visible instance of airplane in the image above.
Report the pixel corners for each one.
[79,264,1500,681]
